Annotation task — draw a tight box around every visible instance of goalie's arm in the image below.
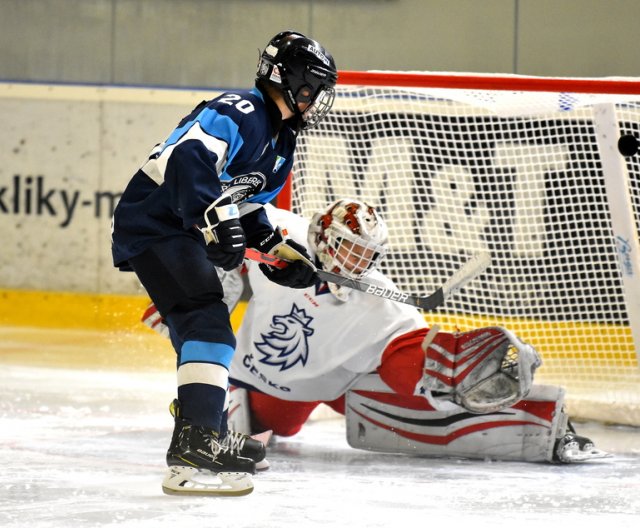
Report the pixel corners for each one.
[378,326,542,413]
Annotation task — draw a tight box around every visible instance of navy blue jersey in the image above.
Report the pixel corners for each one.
[112,86,296,269]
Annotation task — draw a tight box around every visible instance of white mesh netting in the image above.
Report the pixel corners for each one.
[290,73,640,425]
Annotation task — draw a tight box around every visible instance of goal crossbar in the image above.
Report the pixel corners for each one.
[338,70,640,95]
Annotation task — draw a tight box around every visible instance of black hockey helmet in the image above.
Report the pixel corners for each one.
[257,30,338,129]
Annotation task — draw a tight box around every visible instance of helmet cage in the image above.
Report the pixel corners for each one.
[323,225,386,279]
[300,83,335,130]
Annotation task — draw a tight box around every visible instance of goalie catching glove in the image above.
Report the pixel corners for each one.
[420,325,542,413]
[256,227,320,289]
[200,195,247,271]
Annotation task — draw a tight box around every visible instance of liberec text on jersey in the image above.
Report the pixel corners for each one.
[0,174,121,228]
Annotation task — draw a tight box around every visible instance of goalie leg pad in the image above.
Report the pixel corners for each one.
[225,386,272,471]
[346,375,570,463]
[226,386,252,435]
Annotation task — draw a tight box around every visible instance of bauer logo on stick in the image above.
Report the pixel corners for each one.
[365,283,410,302]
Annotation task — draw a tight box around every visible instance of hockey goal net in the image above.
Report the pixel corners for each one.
[285,71,640,426]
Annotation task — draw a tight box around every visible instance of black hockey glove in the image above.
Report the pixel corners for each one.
[199,196,247,271]
[257,230,320,289]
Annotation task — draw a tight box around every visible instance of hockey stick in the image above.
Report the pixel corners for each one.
[244,248,491,311]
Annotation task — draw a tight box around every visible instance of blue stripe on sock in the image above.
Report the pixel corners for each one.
[180,340,235,368]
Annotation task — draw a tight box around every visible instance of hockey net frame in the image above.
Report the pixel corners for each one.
[279,70,640,426]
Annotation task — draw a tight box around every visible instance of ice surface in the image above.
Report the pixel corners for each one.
[1,331,639,528]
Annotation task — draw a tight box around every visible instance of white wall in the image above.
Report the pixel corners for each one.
[0,83,221,294]
[0,0,638,88]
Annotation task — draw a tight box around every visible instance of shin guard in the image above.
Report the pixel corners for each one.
[346,374,567,462]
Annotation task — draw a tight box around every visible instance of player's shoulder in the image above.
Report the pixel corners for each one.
[264,204,309,229]
[206,88,266,117]
[192,88,270,146]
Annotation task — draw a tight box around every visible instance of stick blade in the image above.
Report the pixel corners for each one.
[441,252,491,299]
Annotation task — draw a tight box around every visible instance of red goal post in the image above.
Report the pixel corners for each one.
[280,70,640,426]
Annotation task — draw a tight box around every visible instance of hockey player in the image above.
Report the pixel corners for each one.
[112,31,337,495]
[144,200,608,469]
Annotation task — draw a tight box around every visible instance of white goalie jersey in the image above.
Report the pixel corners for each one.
[229,205,427,401]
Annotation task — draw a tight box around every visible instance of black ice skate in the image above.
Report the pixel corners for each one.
[219,430,267,465]
[162,400,256,496]
[166,399,256,474]
[553,422,611,463]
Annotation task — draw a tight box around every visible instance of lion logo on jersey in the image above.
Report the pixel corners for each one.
[255,304,315,371]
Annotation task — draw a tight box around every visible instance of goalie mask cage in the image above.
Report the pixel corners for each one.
[284,70,640,426]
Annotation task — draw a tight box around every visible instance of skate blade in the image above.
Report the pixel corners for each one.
[560,447,612,463]
[162,466,254,496]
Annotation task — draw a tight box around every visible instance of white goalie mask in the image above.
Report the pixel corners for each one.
[308,199,388,281]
